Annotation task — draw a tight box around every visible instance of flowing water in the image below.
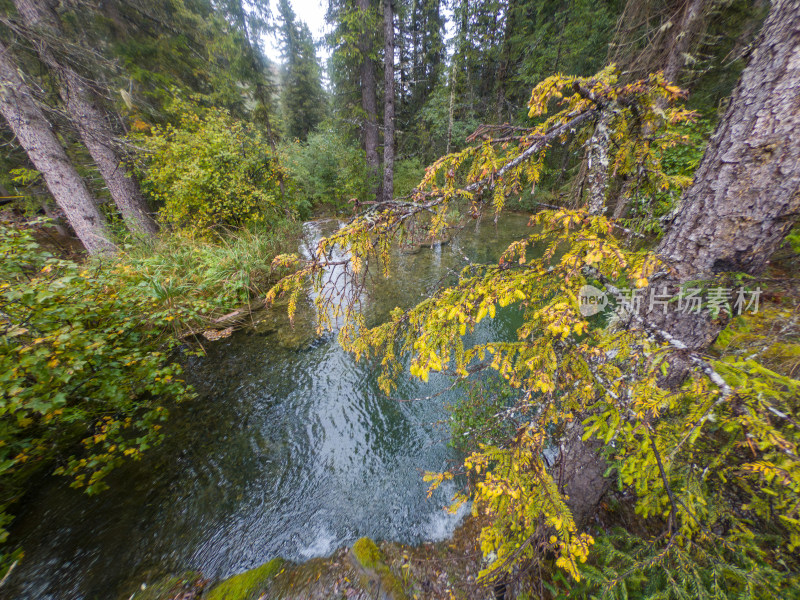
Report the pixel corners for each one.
[5,213,533,600]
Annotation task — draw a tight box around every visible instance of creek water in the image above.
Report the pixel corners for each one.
[5,213,532,600]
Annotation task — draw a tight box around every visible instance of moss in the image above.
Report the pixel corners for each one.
[128,572,204,600]
[352,537,383,570]
[205,558,284,600]
[350,538,407,600]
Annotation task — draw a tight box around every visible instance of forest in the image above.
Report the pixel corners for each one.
[0,0,799,598]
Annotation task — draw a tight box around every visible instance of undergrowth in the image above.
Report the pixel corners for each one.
[114,219,302,330]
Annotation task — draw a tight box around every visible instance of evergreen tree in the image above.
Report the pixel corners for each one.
[278,0,327,141]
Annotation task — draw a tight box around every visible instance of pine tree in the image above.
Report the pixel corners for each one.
[278,0,327,141]
[12,0,159,236]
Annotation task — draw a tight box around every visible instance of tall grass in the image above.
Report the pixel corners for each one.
[111,219,302,329]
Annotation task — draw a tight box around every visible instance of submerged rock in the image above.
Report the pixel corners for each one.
[127,572,207,600]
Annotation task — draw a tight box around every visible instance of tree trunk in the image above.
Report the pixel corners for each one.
[612,0,709,221]
[663,0,707,85]
[232,0,286,200]
[645,0,800,362]
[446,62,455,154]
[358,0,381,193]
[585,111,612,216]
[382,0,395,202]
[0,40,115,254]
[13,0,158,236]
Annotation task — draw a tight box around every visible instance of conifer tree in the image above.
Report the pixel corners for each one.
[278,0,327,141]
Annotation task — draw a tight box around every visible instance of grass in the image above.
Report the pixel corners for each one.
[110,219,302,331]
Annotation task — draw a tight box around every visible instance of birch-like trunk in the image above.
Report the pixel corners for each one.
[585,111,612,216]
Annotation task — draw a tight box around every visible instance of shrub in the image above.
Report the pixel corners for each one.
[393,158,426,198]
[280,124,373,213]
[0,222,193,558]
[135,99,290,234]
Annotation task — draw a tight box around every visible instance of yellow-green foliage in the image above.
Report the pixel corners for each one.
[268,66,800,596]
[134,98,288,235]
[0,223,194,570]
[205,558,284,600]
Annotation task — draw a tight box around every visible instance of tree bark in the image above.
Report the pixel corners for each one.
[645,0,800,363]
[0,40,115,254]
[382,0,395,202]
[13,0,158,236]
[585,111,612,216]
[358,0,381,194]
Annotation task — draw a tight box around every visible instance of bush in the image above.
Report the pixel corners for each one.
[280,124,374,213]
[393,158,427,198]
[134,99,291,234]
[0,222,193,558]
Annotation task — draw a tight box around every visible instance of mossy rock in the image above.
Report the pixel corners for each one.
[205,558,284,600]
[126,572,205,600]
[352,537,383,570]
[350,538,407,600]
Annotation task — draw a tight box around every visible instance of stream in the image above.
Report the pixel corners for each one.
[4,213,533,600]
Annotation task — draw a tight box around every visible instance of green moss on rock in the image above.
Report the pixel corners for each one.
[205,558,284,600]
[350,538,407,600]
[352,537,383,570]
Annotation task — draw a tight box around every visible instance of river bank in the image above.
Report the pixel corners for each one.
[133,517,487,600]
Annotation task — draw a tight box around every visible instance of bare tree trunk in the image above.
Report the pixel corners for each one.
[0,40,115,254]
[358,0,381,195]
[645,0,800,370]
[663,0,707,85]
[446,61,455,154]
[382,0,395,202]
[13,0,158,236]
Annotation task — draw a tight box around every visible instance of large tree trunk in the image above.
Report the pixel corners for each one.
[358,0,381,193]
[0,40,115,254]
[13,0,158,236]
[382,0,395,203]
[646,0,800,363]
